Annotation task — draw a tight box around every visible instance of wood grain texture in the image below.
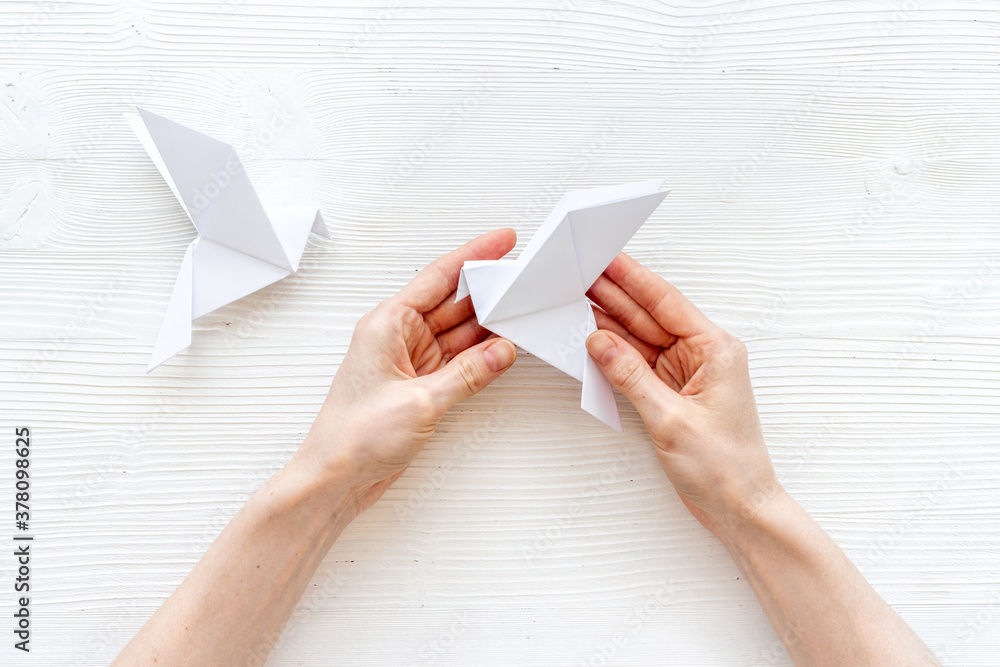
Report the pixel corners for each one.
[2,2,999,665]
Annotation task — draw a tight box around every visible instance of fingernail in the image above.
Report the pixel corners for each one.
[485,339,516,372]
[586,331,617,365]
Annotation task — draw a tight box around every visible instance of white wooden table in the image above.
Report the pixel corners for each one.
[2,2,999,665]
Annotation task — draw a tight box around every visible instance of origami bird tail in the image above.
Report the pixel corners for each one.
[147,241,196,372]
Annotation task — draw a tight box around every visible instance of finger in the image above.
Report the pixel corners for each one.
[419,337,517,411]
[396,228,517,313]
[436,316,491,361]
[423,289,476,335]
[586,330,685,418]
[587,273,675,347]
[592,306,661,366]
[603,253,716,338]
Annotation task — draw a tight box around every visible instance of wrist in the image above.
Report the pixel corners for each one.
[278,442,365,525]
[711,479,795,548]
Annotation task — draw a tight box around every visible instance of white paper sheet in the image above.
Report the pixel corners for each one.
[457,179,669,430]
[127,108,329,371]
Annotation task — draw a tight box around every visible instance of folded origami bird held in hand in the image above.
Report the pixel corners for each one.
[456,180,669,430]
[126,108,329,372]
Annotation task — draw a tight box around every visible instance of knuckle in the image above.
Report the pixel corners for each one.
[456,356,486,395]
[650,407,688,445]
[617,304,641,331]
[356,308,378,331]
[613,355,647,395]
[726,334,749,364]
[660,405,687,432]
[359,301,416,339]
[404,384,438,420]
[709,331,747,367]
[377,299,401,317]
[359,301,394,329]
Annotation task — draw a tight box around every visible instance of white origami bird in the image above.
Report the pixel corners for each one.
[126,108,329,371]
[456,179,669,430]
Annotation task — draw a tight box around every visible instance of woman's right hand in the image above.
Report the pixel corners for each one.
[585,252,783,537]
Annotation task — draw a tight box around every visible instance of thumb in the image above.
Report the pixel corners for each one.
[586,330,679,417]
[423,337,517,411]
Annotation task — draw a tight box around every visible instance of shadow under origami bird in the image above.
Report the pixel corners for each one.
[126,108,328,372]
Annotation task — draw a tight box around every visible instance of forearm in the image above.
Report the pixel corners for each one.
[718,490,939,666]
[113,450,358,666]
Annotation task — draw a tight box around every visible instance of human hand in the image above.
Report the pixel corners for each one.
[585,253,780,537]
[299,229,518,516]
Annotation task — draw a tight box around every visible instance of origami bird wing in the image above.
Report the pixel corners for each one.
[516,178,667,269]
[567,186,670,290]
[482,184,669,326]
[128,108,293,271]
